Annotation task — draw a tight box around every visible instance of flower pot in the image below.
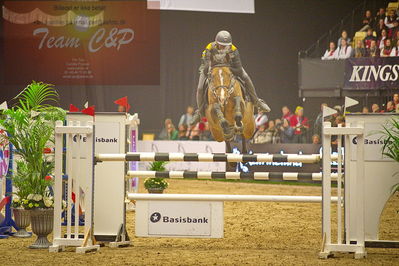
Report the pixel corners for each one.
[12,208,31,238]
[29,208,53,249]
[147,187,164,194]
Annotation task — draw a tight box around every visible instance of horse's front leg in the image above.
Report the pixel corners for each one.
[213,103,234,141]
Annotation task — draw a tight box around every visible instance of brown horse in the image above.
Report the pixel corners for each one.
[205,66,255,153]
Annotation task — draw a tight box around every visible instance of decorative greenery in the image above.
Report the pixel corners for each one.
[144,161,169,190]
[0,81,66,209]
[381,119,399,194]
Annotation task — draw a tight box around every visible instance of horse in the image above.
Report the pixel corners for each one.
[205,66,255,154]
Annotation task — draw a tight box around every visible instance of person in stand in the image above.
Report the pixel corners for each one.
[281,106,292,121]
[371,103,381,113]
[191,30,271,125]
[393,93,399,109]
[312,134,321,145]
[264,120,279,144]
[321,42,337,60]
[380,39,393,57]
[361,10,374,30]
[178,106,194,127]
[336,39,352,59]
[376,18,387,39]
[290,106,309,143]
[252,124,268,144]
[166,123,178,140]
[157,118,173,140]
[278,118,294,143]
[178,124,188,140]
[385,101,395,112]
[390,39,399,56]
[362,106,369,113]
[378,29,388,50]
[353,40,366,58]
[366,40,380,57]
[375,8,386,27]
[254,111,268,129]
[313,103,328,138]
[363,28,377,49]
[337,30,351,48]
[385,9,399,38]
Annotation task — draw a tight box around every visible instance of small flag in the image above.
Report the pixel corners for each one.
[323,106,337,118]
[82,105,95,117]
[84,101,89,108]
[114,96,131,112]
[344,97,359,109]
[69,104,80,112]
[0,101,8,110]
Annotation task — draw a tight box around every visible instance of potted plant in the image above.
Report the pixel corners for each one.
[381,118,399,193]
[0,81,65,248]
[144,161,169,193]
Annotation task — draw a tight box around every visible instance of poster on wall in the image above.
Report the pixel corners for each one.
[3,1,160,85]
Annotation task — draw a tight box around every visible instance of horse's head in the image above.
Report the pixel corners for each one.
[209,66,234,106]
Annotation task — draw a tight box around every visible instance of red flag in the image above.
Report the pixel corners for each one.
[82,105,95,117]
[69,104,80,112]
[114,96,131,112]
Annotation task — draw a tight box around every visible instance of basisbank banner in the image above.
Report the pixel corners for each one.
[344,57,399,90]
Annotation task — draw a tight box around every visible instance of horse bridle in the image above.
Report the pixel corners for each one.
[208,67,236,104]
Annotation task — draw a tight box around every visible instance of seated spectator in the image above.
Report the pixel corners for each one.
[336,39,352,59]
[157,118,173,140]
[254,111,268,129]
[312,134,321,144]
[371,103,381,113]
[361,10,374,30]
[380,39,393,57]
[385,9,398,38]
[378,29,388,49]
[366,40,380,57]
[362,106,369,113]
[394,93,399,109]
[278,118,294,143]
[264,120,279,144]
[363,28,377,49]
[187,124,200,140]
[390,39,399,56]
[376,18,387,38]
[252,125,268,144]
[393,31,399,45]
[337,30,351,48]
[386,101,395,112]
[353,40,366,57]
[281,106,292,121]
[178,124,188,140]
[321,42,337,60]
[199,119,213,141]
[290,106,309,143]
[375,8,386,25]
[178,105,194,127]
[335,115,345,127]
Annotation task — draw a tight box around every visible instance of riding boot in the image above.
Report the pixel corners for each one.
[190,73,207,126]
[242,70,271,113]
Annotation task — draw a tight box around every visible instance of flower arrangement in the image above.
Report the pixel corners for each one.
[12,193,54,209]
[144,161,169,191]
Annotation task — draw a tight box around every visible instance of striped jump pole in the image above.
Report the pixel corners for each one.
[126,170,339,181]
[97,152,324,163]
[127,193,338,203]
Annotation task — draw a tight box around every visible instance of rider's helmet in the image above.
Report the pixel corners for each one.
[215,30,232,46]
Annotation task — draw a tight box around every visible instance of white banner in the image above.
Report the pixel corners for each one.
[147,0,255,14]
[137,140,226,171]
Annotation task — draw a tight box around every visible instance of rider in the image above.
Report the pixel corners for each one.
[190,30,271,125]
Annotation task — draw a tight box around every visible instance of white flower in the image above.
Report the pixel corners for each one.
[27,194,34,200]
[44,198,53,207]
[32,194,43,201]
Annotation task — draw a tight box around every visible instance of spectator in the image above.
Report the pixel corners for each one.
[371,103,381,113]
[375,8,386,25]
[363,28,377,49]
[335,115,345,127]
[393,93,399,109]
[264,120,279,144]
[353,40,366,57]
[313,103,328,137]
[290,106,309,143]
[385,9,398,38]
[393,31,399,46]
[200,119,213,141]
[178,106,194,127]
[376,18,387,38]
[166,123,178,140]
[380,39,393,57]
[337,30,351,48]
[366,40,379,57]
[254,111,268,129]
[378,29,388,49]
[386,101,395,112]
[312,134,321,145]
[187,124,200,140]
[117,105,126,112]
[321,42,337,60]
[157,118,173,140]
[336,39,352,59]
[362,10,374,30]
[362,106,369,113]
[278,118,294,143]
[252,125,268,144]
[281,106,292,121]
[390,39,399,56]
[178,124,188,140]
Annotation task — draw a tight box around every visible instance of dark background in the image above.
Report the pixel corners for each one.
[0,0,391,136]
